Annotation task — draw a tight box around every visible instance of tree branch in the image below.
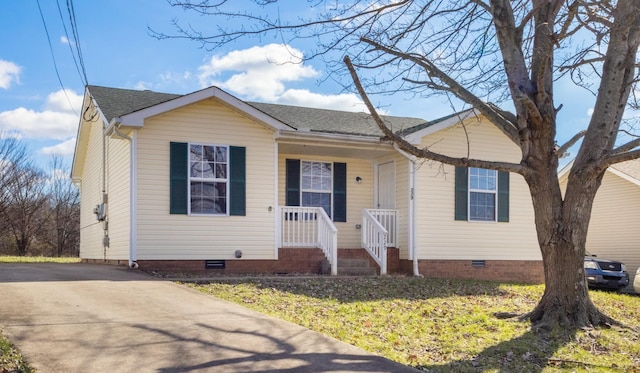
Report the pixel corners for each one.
[344,55,523,174]
[601,148,640,168]
[557,130,586,156]
[359,37,521,145]
[612,137,640,155]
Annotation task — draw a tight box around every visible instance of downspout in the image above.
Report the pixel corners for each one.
[273,131,280,259]
[393,144,421,277]
[109,123,138,269]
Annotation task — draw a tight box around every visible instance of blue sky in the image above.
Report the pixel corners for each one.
[0,1,600,169]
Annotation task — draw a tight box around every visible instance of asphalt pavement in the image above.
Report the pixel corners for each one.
[0,263,418,373]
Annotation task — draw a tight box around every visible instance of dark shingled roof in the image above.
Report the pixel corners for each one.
[247,102,427,137]
[87,85,433,137]
[87,85,181,123]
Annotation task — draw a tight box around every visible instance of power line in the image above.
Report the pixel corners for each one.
[55,0,84,86]
[35,0,79,117]
[65,0,89,86]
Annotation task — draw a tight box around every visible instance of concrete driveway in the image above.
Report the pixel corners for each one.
[0,263,417,373]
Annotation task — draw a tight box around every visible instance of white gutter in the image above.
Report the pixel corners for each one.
[393,144,420,277]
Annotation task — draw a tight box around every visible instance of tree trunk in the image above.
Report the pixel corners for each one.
[524,166,611,329]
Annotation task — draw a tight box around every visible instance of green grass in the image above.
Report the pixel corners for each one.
[188,277,640,372]
[0,256,80,264]
[0,331,34,373]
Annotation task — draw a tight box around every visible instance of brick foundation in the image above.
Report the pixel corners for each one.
[401,259,544,283]
[81,258,129,266]
[133,247,402,275]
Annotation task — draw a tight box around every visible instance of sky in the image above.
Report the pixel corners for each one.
[0,1,603,171]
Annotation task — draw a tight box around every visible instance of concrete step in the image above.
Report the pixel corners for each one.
[337,266,377,276]
[337,258,370,268]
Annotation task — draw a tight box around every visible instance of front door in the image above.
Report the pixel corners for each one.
[376,161,396,209]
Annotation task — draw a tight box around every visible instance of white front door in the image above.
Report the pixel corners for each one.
[377,161,396,209]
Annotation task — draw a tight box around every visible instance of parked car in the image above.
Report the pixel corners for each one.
[584,255,629,291]
[634,267,640,294]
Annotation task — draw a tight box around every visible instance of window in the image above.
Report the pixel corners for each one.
[468,168,496,221]
[189,144,229,214]
[170,142,245,216]
[455,166,509,222]
[285,159,347,222]
[301,161,332,217]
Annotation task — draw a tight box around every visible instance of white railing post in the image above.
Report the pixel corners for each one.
[361,209,389,275]
[278,206,338,275]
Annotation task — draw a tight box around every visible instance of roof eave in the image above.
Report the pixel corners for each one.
[403,109,478,144]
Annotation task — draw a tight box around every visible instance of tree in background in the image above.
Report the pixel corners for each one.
[41,156,80,257]
[1,163,49,256]
[156,0,640,329]
[0,136,79,257]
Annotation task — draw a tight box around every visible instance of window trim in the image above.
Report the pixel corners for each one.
[187,142,230,216]
[468,167,497,222]
[300,160,334,218]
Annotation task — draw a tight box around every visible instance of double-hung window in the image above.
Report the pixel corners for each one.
[300,161,332,217]
[468,168,497,221]
[189,144,229,215]
[455,166,509,222]
[285,159,347,222]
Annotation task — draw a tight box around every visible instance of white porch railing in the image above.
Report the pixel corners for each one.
[362,209,390,275]
[279,206,338,275]
[367,209,398,247]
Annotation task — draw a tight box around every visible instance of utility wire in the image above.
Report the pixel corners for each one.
[55,0,84,86]
[35,0,79,117]
[66,0,89,86]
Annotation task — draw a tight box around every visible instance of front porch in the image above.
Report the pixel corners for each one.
[278,206,399,275]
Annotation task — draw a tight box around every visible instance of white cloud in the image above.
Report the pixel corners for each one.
[198,44,319,100]
[41,138,76,156]
[0,59,21,89]
[587,108,594,116]
[197,44,370,112]
[60,36,69,44]
[277,89,368,112]
[0,89,82,140]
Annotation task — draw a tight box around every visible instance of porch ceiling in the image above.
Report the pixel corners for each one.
[277,138,396,159]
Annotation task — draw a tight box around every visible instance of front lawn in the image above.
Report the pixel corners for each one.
[0,256,80,264]
[189,277,640,372]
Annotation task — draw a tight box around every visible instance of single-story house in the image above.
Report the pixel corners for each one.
[71,85,543,282]
[560,161,640,289]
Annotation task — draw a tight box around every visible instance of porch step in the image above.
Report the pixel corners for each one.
[337,258,377,276]
[338,258,370,268]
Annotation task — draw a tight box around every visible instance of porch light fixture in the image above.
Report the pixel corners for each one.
[355,176,362,184]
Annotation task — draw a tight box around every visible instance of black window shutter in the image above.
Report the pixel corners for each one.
[454,166,468,221]
[285,159,300,206]
[497,171,510,222]
[229,146,246,216]
[333,162,347,222]
[169,142,188,214]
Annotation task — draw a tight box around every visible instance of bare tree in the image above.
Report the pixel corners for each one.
[153,0,640,329]
[40,156,80,257]
[1,163,49,256]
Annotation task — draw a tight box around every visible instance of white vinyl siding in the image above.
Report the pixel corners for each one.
[414,117,540,261]
[77,104,130,261]
[136,98,276,260]
[78,114,106,259]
